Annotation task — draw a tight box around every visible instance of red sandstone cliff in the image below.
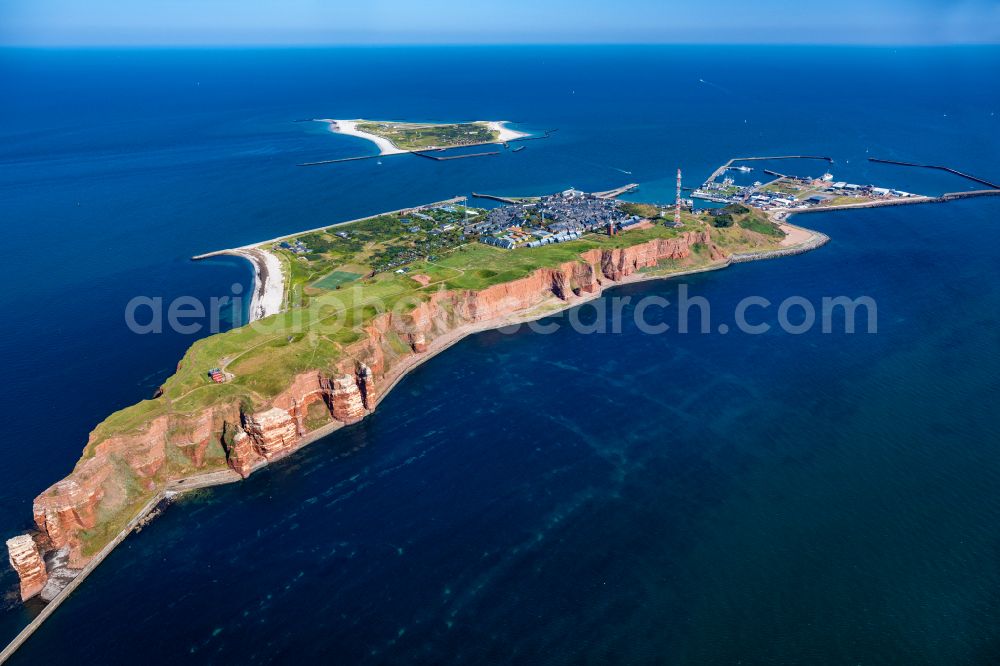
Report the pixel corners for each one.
[6,535,47,601]
[582,231,720,279]
[15,231,721,591]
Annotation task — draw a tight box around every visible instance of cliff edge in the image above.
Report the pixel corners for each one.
[11,230,725,592]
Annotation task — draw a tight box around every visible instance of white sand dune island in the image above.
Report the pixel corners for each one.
[319,118,529,155]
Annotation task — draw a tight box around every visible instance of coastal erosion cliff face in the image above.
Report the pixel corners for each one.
[11,231,718,594]
[224,369,371,477]
[6,536,47,601]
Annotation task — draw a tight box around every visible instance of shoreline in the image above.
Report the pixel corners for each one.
[0,221,830,664]
[482,120,529,142]
[319,119,406,155]
[194,197,466,257]
[224,248,285,322]
[319,119,529,155]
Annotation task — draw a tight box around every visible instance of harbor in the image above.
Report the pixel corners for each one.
[693,154,1000,218]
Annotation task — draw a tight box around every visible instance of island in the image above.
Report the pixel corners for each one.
[5,183,825,607]
[320,119,529,154]
[6,153,998,660]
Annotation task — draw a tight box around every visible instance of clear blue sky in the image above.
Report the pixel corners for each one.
[2,0,998,46]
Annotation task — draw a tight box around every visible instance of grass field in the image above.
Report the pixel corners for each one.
[739,212,785,237]
[274,205,475,303]
[313,270,363,290]
[355,120,499,151]
[760,177,826,201]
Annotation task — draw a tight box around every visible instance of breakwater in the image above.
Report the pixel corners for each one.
[790,189,1000,216]
[471,192,521,204]
[593,183,639,199]
[729,233,830,263]
[412,150,500,161]
[941,189,1000,200]
[508,128,559,142]
[868,158,1000,190]
[297,154,382,166]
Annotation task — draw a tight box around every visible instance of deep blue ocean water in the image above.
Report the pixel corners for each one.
[0,46,998,663]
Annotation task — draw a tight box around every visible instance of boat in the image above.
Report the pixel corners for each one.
[512,146,525,152]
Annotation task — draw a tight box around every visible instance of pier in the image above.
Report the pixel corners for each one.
[471,192,523,204]
[593,183,639,199]
[868,158,1000,190]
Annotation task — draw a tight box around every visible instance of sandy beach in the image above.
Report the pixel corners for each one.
[229,248,285,321]
[779,223,814,246]
[482,120,529,142]
[320,119,406,155]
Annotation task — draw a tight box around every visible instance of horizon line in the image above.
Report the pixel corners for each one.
[2,41,1000,49]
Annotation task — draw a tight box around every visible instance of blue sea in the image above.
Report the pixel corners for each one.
[0,46,998,663]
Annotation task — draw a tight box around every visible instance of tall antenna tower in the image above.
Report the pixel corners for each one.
[674,168,682,226]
